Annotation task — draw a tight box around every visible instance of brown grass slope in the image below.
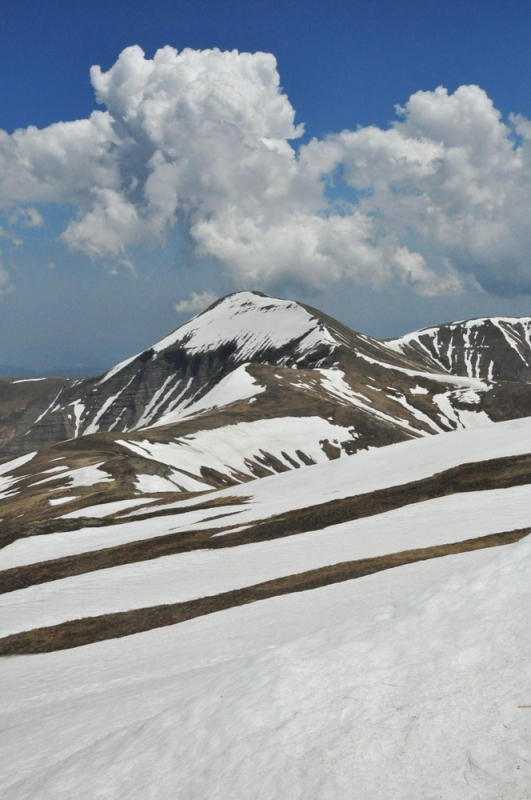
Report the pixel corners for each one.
[2,451,531,595]
[0,527,527,657]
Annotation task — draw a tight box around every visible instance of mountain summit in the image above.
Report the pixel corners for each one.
[1,292,531,469]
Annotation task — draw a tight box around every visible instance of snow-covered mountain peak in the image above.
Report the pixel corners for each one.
[161,292,332,358]
[101,292,338,385]
[4,295,531,461]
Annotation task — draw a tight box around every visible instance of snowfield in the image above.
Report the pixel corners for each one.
[1,411,531,796]
[118,415,357,491]
[1,413,531,572]
[1,539,531,798]
[2,483,531,637]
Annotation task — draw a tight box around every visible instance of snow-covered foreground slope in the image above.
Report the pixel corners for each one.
[2,539,531,798]
[122,413,531,532]
[2,410,531,796]
[3,483,531,637]
[2,413,531,572]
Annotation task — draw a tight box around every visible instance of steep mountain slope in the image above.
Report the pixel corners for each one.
[0,293,344,456]
[0,376,70,455]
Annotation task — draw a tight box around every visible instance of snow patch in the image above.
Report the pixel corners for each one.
[99,352,140,385]
[57,463,113,489]
[61,497,156,519]
[0,452,36,476]
[49,496,80,507]
[0,452,36,499]
[135,474,184,493]
[11,378,47,384]
[150,365,265,427]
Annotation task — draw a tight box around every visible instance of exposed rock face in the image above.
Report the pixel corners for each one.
[387,317,531,382]
[0,377,71,456]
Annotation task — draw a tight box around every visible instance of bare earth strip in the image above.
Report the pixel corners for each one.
[1,526,528,657]
[2,452,531,595]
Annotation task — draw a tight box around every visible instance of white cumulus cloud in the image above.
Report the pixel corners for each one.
[1,46,531,296]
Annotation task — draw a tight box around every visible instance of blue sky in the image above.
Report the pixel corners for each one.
[1,0,531,374]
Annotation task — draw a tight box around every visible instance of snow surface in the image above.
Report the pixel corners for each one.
[2,483,531,637]
[118,416,355,490]
[1,539,530,798]
[0,451,36,476]
[99,352,139,385]
[11,378,47,383]
[433,392,492,428]
[30,463,112,489]
[134,474,184,493]
[151,292,338,359]
[0,512,201,571]
[48,496,80,507]
[0,451,36,499]
[70,400,85,436]
[150,364,265,427]
[60,497,156,520]
[124,414,531,529]
[61,463,113,488]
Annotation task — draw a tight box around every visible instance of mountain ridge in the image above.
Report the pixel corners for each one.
[2,291,531,463]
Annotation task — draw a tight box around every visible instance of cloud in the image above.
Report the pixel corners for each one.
[0,256,13,295]
[1,46,531,296]
[0,226,22,246]
[173,290,218,315]
[9,207,43,228]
